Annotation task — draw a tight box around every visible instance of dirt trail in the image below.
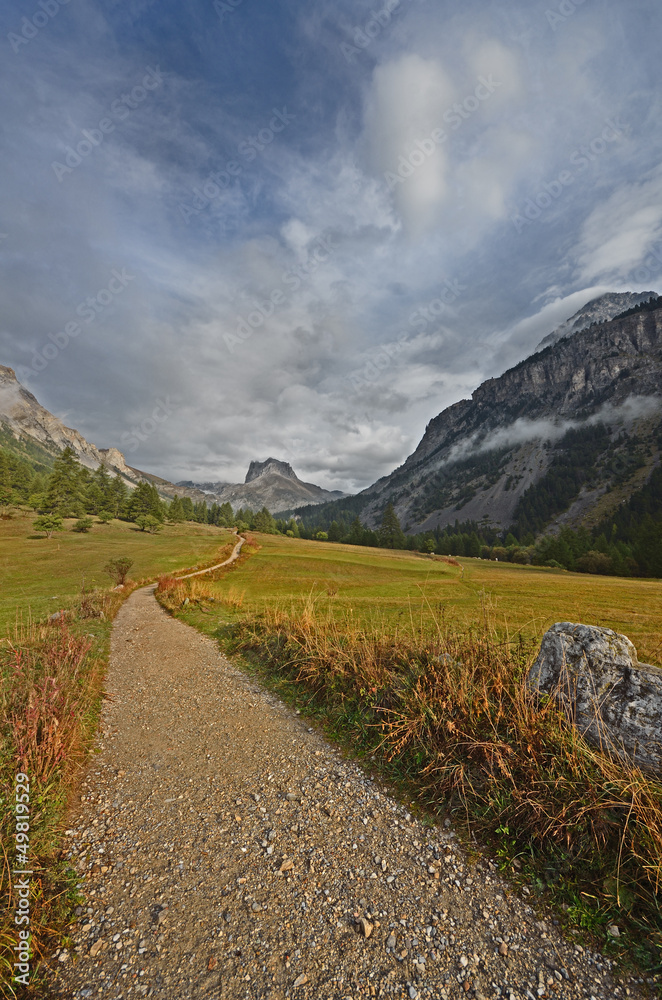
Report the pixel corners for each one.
[49,588,650,1000]
[175,533,245,580]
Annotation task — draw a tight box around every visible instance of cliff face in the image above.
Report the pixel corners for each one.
[0,365,132,474]
[2,366,98,467]
[358,308,662,531]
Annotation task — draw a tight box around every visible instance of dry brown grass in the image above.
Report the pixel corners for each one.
[0,589,125,997]
[199,593,662,970]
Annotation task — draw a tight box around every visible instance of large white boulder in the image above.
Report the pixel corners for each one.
[527,622,662,771]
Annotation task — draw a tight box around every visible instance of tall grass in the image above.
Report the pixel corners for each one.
[159,581,662,975]
[0,589,124,998]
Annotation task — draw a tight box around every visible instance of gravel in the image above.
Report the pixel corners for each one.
[49,585,654,1000]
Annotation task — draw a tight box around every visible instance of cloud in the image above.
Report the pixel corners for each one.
[439,395,661,469]
[363,53,454,235]
[573,164,662,283]
[1,0,661,497]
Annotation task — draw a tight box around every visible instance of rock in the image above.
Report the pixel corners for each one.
[386,932,397,949]
[293,973,309,987]
[357,917,374,939]
[89,939,104,957]
[528,622,662,770]
[279,858,294,873]
[607,925,620,938]
[499,942,509,956]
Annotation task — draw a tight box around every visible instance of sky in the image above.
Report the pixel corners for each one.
[1,0,661,492]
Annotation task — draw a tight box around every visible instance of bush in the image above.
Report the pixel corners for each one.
[104,557,133,586]
[315,531,329,541]
[72,516,94,533]
[33,514,64,538]
[135,514,163,533]
[575,551,614,575]
[97,511,114,524]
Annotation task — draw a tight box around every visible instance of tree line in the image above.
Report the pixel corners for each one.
[0,445,279,535]
[291,470,662,578]
[3,443,660,577]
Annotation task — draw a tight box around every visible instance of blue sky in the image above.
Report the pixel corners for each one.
[1,0,661,490]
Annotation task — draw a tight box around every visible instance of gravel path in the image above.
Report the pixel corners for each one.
[49,586,652,1000]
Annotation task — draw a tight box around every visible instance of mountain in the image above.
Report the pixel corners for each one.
[179,458,347,514]
[0,366,345,514]
[297,304,662,536]
[535,291,656,351]
[0,365,136,480]
[0,365,210,502]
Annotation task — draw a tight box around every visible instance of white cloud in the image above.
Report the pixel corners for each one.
[573,164,662,283]
[363,53,455,234]
[439,396,661,468]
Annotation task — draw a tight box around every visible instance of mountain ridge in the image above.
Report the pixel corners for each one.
[534,290,657,351]
[290,305,662,536]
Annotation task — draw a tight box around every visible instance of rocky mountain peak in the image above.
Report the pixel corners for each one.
[535,291,657,351]
[245,458,298,483]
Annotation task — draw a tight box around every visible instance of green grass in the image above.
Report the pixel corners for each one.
[183,533,662,665]
[0,514,235,637]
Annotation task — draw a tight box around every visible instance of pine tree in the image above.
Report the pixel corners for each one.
[45,447,88,516]
[378,503,405,549]
[219,502,234,527]
[168,496,185,523]
[193,500,208,523]
[253,506,277,534]
[125,482,165,523]
[108,473,129,517]
[348,516,364,545]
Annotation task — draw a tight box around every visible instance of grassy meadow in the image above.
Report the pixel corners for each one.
[0,513,236,637]
[174,532,662,665]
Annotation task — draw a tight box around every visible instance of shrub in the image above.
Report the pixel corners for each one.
[72,516,94,533]
[135,514,163,533]
[33,514,64,538]
[575,551,614,575]
[104,557,133,586]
